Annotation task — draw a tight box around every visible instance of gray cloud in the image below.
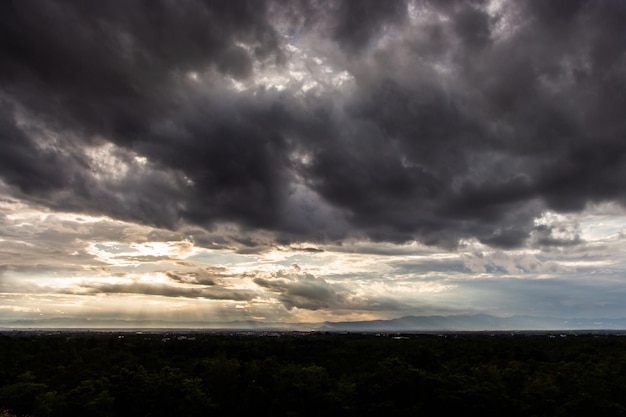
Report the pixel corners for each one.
[330,0,408,51]
[254,271,341,310]
[76,281,255,301]
[1,0,626,249]
[165,266,235,286]
[253,267,406,312]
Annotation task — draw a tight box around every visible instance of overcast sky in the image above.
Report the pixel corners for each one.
[2,0,626,327]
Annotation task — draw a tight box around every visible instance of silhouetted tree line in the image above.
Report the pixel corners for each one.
[1,332,626,416]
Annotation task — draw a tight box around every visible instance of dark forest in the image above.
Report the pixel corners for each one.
[1,331,626,416]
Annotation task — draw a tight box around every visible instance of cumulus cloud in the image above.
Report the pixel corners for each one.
[1,0,626,251]
[252,266,394,312]
[254,269,345,310]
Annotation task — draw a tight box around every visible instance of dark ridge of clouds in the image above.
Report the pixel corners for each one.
[295,246,324,253]
[77,281,255,301]
[166,271,216,286]
[165,266,234,286]
[116,255,174,263]
[1,0,626,250]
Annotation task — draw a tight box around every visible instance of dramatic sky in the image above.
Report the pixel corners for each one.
[2,0,626,327]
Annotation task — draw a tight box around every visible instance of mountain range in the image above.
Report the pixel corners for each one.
[4,314,626,332]
[320,314,626,332]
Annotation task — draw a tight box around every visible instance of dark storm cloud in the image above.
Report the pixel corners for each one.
[0,98,73,193]
[1,0,626,249]
[330,0,408,51]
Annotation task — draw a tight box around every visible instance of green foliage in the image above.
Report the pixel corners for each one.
[1,332,626,416]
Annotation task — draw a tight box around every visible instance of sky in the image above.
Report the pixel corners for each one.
[2,0,626,328]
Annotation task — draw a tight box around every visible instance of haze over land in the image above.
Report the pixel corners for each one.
[2,0,626,329]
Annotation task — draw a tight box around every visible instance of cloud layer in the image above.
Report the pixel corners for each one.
[2,194,626,323]
[2,0,626,252]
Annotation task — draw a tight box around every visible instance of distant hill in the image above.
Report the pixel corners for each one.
[320,314,626,332]
[3,314,626,331]
[0,316,319,331]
